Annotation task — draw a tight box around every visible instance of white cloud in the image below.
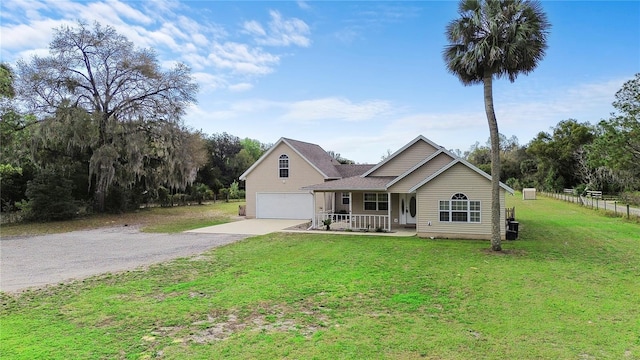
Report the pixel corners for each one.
[228,83,253,92]
[105,0,153,25]
[243,20,266,37]
[207,42,280,75]
[192,72,227,90]
[245,10,311,47]
[0,19,71,51]
[496,77,623,132]
[390,112,484,131]
[2,1,308,94]
[297,1,311,11]
[281,97,393,123]
[191,33,209,47]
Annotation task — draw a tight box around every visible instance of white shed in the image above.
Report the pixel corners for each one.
[523,188,537,200]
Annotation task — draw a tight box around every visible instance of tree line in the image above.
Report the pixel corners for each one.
[1,21,638,223]
[463,73,640,202]
[0,22,270,221]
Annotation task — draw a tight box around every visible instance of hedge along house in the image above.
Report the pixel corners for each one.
[240,136,514,240]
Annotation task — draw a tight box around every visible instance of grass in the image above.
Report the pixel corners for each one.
[1,195,639,359]
[0,201,242,236]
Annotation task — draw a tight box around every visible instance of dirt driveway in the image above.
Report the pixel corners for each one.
[0,225,248,293]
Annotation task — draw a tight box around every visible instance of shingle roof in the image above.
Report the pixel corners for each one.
[283,138,342,179]
[301,176,396,191]
[335,164,375,178]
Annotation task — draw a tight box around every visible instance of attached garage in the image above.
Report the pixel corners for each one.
[256,192,313,219]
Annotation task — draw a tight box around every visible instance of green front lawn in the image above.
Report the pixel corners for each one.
[1,195,639,359]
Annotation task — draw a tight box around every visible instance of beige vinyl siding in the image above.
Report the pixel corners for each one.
[369,141,438,177]
[350,192,390,215]
[244,142,325,218]
[388,153,454,193]
[415,163,507,240]
[335,192,350,213]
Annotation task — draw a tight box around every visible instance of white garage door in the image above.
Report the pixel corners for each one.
[256,192,313,219]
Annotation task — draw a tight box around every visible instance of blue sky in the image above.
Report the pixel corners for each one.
[1,1,638,163]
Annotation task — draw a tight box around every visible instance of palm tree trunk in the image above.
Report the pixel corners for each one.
[483,72,502,251]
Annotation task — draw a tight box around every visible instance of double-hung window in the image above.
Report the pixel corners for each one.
[279,154,289,178]
[364,193,388,211]
[439,193,480,223]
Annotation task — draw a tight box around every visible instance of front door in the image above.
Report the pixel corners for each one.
[400,194,417,225]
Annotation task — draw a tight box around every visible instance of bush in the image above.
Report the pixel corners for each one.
[505,177,522,191]
[575,184,587,196]
[237,189,245,200]
[22,169,78,221]
[157,186,171,207]
[619,191,640,207]
[190,183,211,205]
[219,188,230,202]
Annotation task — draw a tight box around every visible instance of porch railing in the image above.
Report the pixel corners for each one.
[315,211,390,232]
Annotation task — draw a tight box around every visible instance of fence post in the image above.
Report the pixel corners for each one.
[627,205,630,219]
[596,198,599,210]
[615,201,617,215]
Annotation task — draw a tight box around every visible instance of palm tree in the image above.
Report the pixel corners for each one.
[444,0,550,251]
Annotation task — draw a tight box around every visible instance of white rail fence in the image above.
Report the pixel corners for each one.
[315,211,390,231]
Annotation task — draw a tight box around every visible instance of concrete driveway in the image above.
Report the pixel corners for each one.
[0,219,308,293]
[187,218,309,235]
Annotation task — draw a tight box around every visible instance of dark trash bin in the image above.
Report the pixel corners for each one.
[506,221,519,240]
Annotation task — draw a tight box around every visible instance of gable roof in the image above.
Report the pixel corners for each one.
[299,135,514,194]
[361,135,443,178]
[283,138,342,179]
[384,149,453,188]
[408,158,515,194]
[239,137,342,180]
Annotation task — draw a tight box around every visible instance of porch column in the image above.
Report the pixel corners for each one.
[311,191,316,229]
[349,192,353,230]
[387,192,391,232]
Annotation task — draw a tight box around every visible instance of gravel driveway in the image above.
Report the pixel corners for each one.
[0,226,248,293]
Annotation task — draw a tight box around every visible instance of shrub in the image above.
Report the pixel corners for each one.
[322,218,332,230]
[157,186,171,207]
[575,184,587,196]
[219,188,230,202]
[190,183,211,205]
[620,191,640,207]
[22,169,78,221]
[506,177,522,191]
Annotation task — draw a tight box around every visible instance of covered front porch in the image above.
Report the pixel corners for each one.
[309,190,418,233]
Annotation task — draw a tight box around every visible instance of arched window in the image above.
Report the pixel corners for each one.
[279,154,289,178]
[439,193,480,223]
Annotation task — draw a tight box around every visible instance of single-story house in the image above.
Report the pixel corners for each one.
[239,136,514,240]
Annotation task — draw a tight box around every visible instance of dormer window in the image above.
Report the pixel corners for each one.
[279,154,289,178]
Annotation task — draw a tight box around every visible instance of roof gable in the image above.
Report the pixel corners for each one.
[239,137,341,180]
[385,150,456,192]
[362,135,443,177]
[283,138,342,179]
[408,158,515,194]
